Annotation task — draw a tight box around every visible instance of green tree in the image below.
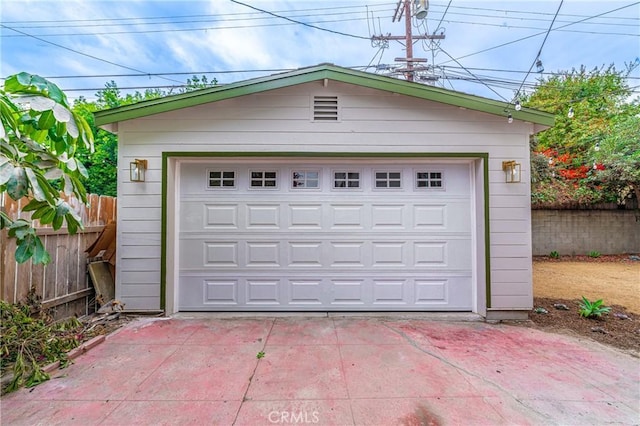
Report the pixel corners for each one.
[73,98,117,196]
[592,110,640,203]
[1,73,94,264]
[522,64,639,206]
[72,75,217,196]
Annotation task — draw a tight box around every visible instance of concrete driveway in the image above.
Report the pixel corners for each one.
[2,315,638,425]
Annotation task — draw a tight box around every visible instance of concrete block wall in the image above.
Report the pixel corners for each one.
[531,210,640,255]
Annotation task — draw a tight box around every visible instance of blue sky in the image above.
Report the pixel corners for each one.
[1,0,639,102]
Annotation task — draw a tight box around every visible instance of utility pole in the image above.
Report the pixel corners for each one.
[371,0,444,82]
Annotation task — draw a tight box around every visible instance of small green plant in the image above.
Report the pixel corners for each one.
[256,351,265,359]
[588,251,601,258]
[549,251,560,259]
[579,296,611,318]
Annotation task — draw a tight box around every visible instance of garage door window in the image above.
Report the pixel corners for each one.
[292,171,319,188]
[416,171,444,189]
[208,171,235,188]
[250,171,278,188]
[334,171,360,188]
[375,171,402,188]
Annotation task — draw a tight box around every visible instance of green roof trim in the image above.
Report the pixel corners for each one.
[95,64,554,127]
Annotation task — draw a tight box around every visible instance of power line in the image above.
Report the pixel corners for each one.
[436,46,510,102]
[434,0,453,32]
[4,16,636,39]
[229,0,371,40]
[0,24,184,84]
[438,2,640,66]
[32,65,640,82]
[2,2,396,24]
[0,16,376,38]
[512,0,564,106]
[430,2,640,22]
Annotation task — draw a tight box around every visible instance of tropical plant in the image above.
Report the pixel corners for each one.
[1,73,94,264]
[549,250,560,259]
[578,296,611,318]
[588,251,601,258]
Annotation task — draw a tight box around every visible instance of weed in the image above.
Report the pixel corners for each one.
[256,351,265,359]
[579,296,611,319]
[588,251,601,258]
[549,250,560,259]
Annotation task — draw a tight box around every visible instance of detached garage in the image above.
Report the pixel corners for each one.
[95,64,553,320]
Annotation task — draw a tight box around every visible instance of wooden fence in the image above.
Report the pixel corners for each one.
[1,193,117,318]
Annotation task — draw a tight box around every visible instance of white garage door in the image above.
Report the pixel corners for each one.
[178,159,473,311]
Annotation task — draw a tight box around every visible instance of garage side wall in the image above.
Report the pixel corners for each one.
[116,81,534,312]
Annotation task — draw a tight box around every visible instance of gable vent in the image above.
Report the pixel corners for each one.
[313,96,339,121]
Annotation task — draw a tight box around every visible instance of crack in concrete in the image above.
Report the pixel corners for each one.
[381,321,554,423]
[232,318,276,425]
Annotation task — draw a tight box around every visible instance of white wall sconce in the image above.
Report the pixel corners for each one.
[130,159,147,182]
[502,160,521,183]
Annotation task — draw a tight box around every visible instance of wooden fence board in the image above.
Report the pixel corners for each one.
[1,192,116,319]
[44,235,57,302]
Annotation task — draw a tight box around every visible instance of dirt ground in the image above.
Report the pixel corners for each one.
[530,256,640,354]
[533,260,640,313]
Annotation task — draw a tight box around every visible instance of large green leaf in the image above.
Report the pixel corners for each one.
[52,103,73,124]
[32,236,51,265]
[8,219,32,239]
[7,166,28,199]
[24,167,46,201]
[52,213,64,230]
[13,95,55,112]
[15,236,35,263]
[37,110,56,130]
[0,160,14,185]
[21,199,47,212]
[39,207,56,225]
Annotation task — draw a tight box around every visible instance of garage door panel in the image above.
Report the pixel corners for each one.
[181,237,470,270]
[247,205,280,228]
[371,205,406,229]
[205,204,238,228]
[180,275,472,311]
[246,280,280,304]
[330,204,366,229]
[289,204,323,229]
[179,161,474,311]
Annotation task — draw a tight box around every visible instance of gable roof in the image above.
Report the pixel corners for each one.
[94,63,554,127]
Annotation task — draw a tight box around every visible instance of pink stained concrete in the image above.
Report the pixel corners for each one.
[235,399,354,426]
[183,318,273,346]
[246,344,350,400]
[1,316,638,425]
[100,400,241,426]
[339,343,478,399]
[350,397,508,426]
[106,318,201,345]
[132,344,259,401]
[266,318,338,346]
[0,400,120,426]
[15,343,179,402]
[334,318,410,345]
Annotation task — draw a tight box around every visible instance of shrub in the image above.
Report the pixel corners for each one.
[578,296,611,319]
[550,251,560,259]
[588,250,601,258]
